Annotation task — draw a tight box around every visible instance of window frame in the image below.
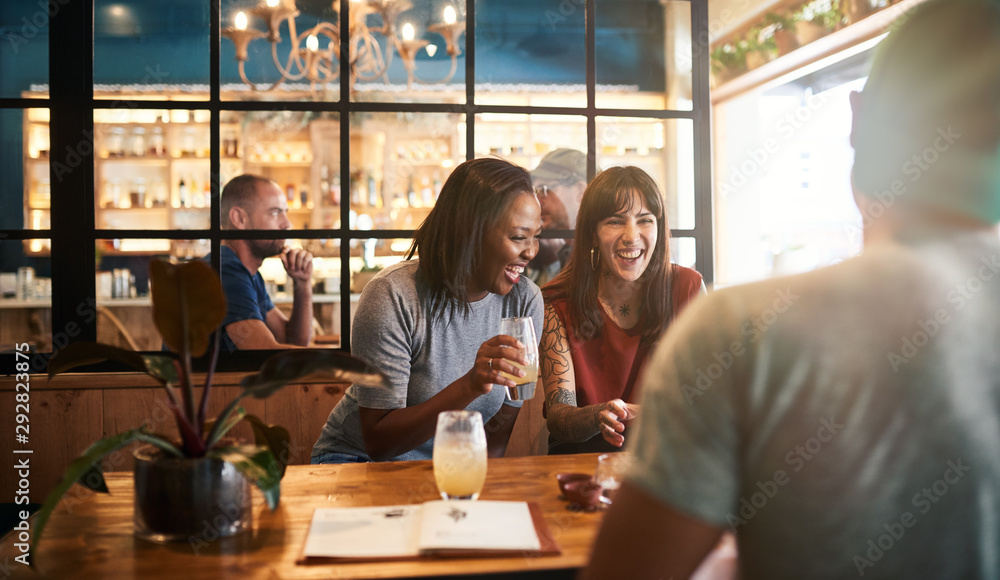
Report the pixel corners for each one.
[0,0,712,375]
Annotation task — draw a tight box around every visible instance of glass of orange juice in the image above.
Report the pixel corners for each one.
[433,411,487,500]
[497,316,538,401]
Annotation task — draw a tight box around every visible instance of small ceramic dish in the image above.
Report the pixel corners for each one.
[556,472,593,498]
[563,480,604,512]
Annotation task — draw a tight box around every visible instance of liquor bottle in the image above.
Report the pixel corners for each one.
[286,182,296,206]
[420,175,433,207]
[367,172,378,207]
[178,177,189,208]
[300,187,310,208]
[406,174,417,207]
[320,164,330,201]
[330,173,341,206]
[203,176,211,206]
[350,170,362,205]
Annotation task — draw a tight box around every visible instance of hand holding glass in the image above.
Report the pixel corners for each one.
[433,411,487,500]
[498,317,539,401]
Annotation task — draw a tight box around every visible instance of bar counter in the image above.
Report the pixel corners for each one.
[1,454,606,579]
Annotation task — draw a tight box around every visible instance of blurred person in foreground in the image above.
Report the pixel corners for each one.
[541,166,704,454]
[217,174,314,350]
[582,1,1000,578]
[312,158,543,463]
[526,148,591,285]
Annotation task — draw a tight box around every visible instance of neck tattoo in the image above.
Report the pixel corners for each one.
[618,304,631,317]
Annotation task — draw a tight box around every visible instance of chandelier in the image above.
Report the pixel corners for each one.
[222,0,466,93]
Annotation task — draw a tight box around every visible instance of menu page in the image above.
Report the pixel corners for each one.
[301,501,542,560]
[417,500,542,552]
[302,504,422,559]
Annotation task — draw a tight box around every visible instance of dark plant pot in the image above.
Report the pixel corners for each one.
[133,446,252,543]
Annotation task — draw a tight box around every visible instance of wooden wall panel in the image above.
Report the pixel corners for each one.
[265,383,348,465]
[0,388,103,504]
[101,386,266,473]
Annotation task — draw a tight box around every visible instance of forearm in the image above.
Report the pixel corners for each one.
[484,403,520,458]
[285,281,313,346]
[544,388,601,443]
[360,376,482,461]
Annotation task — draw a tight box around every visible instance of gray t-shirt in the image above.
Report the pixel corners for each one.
[313,260,544,461]
[631,231,1000,579]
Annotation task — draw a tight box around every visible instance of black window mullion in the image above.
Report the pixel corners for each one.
[690,0,714,285]
[49,0,96,345]
[338,0,352,352]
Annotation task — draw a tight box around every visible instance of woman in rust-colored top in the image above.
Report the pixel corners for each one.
[541,166,704,454]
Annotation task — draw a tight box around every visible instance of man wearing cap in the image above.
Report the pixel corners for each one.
[527,148,591,285]
[583,1,1000,578]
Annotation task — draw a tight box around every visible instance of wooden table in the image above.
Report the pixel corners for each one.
[1,454,607,579]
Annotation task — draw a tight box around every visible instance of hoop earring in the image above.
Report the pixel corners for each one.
[590,247,599,271]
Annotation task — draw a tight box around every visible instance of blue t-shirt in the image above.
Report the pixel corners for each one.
[213,245,275,351]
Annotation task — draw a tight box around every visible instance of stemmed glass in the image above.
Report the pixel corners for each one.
[498,317,539,401]
[433,410,488,500]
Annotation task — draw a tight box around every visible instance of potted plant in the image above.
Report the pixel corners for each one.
[765,11,800,56]
[794,0,844,45]
[29,258,387,565]
[742,26,778,70]
[710,42,748,85]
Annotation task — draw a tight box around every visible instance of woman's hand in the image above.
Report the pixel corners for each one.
[597,399,640,447]
[466,334,528,397]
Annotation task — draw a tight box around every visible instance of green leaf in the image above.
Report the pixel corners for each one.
[28,428,179,567]
[204,406,247,450]
[150,259,226,357]
[209,445,282,510]
[47,342,175,381]
[243,414,292,479]
[239,349,389,399]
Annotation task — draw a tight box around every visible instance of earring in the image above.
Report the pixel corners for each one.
[591,247,599,271]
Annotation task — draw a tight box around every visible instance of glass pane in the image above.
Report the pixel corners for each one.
[596,0,689,111]
[351,237,410,289]
[220,0,466,103]
[0,240,52,353]
[219,236,338,349]
[475,0,584,105]
[95,109,211,230]
[474,113,587,172]
[350,112,462,230]
[596,116,694,230]
[94,0,209,100]
[0,4,49,97]
[227,110,339,230]
[95,240,181,351]
[670,236,697,270]
[4,109,49,231]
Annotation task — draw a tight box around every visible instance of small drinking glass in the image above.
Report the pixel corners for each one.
[433,410,487,500]
[594,453,631,504]
[498,317,539,401]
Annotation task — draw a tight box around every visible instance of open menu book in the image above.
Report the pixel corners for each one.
[297,500,560,563]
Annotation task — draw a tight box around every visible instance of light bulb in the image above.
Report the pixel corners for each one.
[235,11,247,30]
[443,6,457,25]
[402,23,415,41]
[307,34,319,51]
[425,44,438,57]
[266,0,279,7]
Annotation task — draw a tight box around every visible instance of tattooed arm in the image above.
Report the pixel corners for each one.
[541,302,638,445]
